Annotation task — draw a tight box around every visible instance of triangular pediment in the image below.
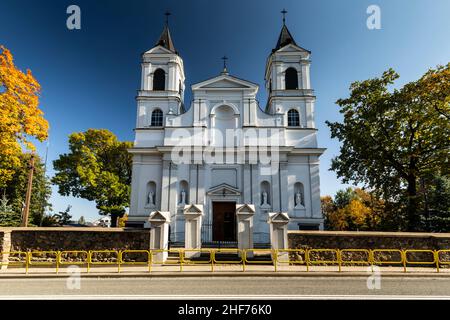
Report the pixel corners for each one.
[148,210,170,222]
[207,183,241,196]
[184,204,203,215]
[276,43,309,53]
[144,45,174,55]
[268,212,290,223]
[236,204,256,215]
[192,75,258,91]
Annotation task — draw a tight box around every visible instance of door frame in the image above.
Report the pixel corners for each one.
[212,201,237,241]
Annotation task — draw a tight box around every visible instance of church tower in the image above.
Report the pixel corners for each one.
[137,12,185,129]
[264,10,315,128]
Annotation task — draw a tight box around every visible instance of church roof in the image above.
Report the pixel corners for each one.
[273,24,297,52]
[154,24,177,54]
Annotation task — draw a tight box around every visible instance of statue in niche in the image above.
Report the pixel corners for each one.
[180,189,187,205]
[261,191,269,206]
[295,191,304,207]
[147,191,155,206]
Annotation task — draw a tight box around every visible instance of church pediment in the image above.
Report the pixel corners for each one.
[275,43,310,54]
[183,204,204,216]
[192,75,258,91]
[236,204,256,215]
[144,46,174,55]
[148,210,171,222]
[268,212,290,224]
[206,183,241,196]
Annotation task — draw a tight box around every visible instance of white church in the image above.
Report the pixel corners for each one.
[126,13,325,245]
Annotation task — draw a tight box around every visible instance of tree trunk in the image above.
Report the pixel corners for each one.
[406,175,419,231]
[110,213,119,227]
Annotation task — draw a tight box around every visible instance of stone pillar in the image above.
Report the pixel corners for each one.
[236,204,255,258]
[183,204,203,258]
[268,212,290,262]
[1,231,11,270]
[148,211,171,263]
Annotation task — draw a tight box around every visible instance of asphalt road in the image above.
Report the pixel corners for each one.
[0,276,450,299]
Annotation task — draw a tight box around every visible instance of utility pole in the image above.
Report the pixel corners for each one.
[21,154,35,227]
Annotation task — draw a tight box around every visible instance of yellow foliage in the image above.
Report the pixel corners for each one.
[0,46,49,187]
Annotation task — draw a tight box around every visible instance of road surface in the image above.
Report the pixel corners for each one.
[0,276,449,299]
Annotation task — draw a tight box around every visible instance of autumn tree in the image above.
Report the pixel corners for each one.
[0,46,49,187]
[322,188,385,231]
[52,129,133,227]
[327,64,450,231]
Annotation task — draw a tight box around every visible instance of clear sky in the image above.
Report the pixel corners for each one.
[1,0,449,222]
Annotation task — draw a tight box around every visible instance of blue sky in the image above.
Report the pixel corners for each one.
[1,0,449,221]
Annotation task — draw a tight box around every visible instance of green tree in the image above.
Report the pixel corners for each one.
[52,129,133,227]
[0,152,52,226]
[53,205,72,226]
[78,215,86,225]
[326,64,450,231]
[0,194,21,226]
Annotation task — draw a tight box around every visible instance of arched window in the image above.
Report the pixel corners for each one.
[151,109,163,126]
[285,67,298,90]
[260,181,271,206]
[153,68,165,91]
[179,180,189,205]
[294,182,305,207]
[287,109,300,127]
[146,181,157,207]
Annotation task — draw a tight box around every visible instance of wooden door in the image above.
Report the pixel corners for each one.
[212,202,236,241]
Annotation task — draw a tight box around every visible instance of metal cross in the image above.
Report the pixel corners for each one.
[281,8,287,24]
[164,11,171,25]
[222,55,228,70]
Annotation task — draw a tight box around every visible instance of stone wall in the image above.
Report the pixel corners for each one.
[0,227,151,252]
[288,230,450,250]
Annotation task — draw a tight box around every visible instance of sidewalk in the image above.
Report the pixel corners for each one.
[1,264,449,278]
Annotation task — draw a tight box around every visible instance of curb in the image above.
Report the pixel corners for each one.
[1,271,450,279]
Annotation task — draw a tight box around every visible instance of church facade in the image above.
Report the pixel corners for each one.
[127,15,325,245]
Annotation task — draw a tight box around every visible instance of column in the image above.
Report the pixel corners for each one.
[148,211,171,262]
[268,212,290,263]
[184,204,204,258]
[236,204,256,258]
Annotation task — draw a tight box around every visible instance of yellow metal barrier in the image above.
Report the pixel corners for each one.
[404,249,437,273]
[59,251,89,273]
[242,249,275,272]
[28,251,60,273]
[181,249,214,272]
[371,249,405,272]
[119,250,151,273]
[150,249,183,272]
[340,249,371,269]
[436,250,450,273]
[307,249,340,271]
[0,251,28,273]
[212,249,244,272]
[88,250,120,273]
[275,249,307,272]
[4,247,450,274]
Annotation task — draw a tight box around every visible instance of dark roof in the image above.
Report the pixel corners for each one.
[273,24,297,52]
[155,25,177,54]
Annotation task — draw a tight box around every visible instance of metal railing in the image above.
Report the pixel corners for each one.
[0,248,449,274]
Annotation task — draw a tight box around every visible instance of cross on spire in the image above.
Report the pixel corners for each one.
[281,8,287,25]
[164,11,171,26]
[222,55,228,70]
[221,55,229,74]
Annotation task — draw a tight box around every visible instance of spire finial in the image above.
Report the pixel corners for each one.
[221,55,228,74]
[164,11,171,26]
[281,8,287,25]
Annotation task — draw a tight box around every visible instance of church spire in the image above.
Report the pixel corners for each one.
[273,9,297,52]
[155,11,177,54]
